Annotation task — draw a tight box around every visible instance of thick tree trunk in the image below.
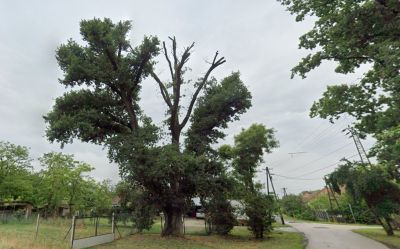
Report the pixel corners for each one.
[162,208,183,236]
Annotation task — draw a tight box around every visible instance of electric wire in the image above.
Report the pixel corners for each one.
[289,141,354,173]
[273,173,322,181]
[295,153,359,177]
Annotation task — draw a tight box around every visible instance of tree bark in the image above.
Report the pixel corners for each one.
[162,207,184,236]
[383,217,394,236]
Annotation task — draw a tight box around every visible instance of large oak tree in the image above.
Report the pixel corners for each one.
[44,18,251,235]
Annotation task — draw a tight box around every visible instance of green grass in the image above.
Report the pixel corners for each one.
[352,228,400,249]
[96,226,304,249]
[0,218,304,249]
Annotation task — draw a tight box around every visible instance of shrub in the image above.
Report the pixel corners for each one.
[245,192,274,239]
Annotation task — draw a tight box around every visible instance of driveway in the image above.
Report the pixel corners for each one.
[288,221,389,249]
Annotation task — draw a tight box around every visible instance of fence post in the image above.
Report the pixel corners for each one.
[112,212,115,234]
[95,217,98,236]
[35,213,40,239]
[70,216,76,249]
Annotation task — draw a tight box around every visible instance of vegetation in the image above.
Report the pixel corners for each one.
[280,0,400,236]
[0,141,114,216]
[327,161,400,235]
[0,220,304,249]
[44,18,252,236]
[220,124,279,239]
[353,228,400,249]
[281,195,315,221]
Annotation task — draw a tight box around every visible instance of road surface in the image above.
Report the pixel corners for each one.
[288,221,389,249]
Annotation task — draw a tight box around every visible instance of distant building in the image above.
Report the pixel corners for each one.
[0,201,34,219]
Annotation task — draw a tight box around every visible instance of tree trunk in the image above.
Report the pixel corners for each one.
[383,217,394,236]
[162,208,183,236]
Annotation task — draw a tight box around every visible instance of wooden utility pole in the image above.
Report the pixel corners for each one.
[266,167,285,225]
[282,188,288,197]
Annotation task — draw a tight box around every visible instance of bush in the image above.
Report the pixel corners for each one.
[281,194,315,220]
[204,196,236,235]
[245,192,274,239]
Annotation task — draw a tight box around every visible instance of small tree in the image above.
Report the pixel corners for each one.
[204,196,236,235]
[221,123,279,239]
[245,192,275,239]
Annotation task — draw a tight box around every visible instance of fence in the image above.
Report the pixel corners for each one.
[0,211,136,249]
[69,214,115,249]
[0,211,216,248]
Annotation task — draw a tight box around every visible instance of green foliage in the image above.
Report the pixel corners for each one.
[45,17,253,235]
[114,181,156,232]
[0,141,33,201]
[220,124,278,238]
[279,0,400,180]
[244,192,275,239]
[37,152,94,215]
[327,161,400,235]
[281,195,315,220]
[185,72,252,155]
[232,124,278,191]
[204,196,236,235]
[0,141,114,215]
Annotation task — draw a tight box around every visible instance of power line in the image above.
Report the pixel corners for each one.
[289,141,354,173]
[273,173,322,181]
[296,154,358,177]
[292,121,328,151]
[295,116,349,151]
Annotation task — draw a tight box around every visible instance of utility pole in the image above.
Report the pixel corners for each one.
[266,167,285,225]
[324,177,340,210]
[348,126,371,166]
[282,188,288,197]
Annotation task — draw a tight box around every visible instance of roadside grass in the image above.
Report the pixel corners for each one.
[286,216,380,227]
[0,219,304,249]
[352,228,400,249]
[96,226,305,249]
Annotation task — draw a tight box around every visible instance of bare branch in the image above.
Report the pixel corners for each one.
[177,42,195,72]
[150,71,173,108]
[169,36,178,68]
[163,41,175,80]
[180,51,226,129]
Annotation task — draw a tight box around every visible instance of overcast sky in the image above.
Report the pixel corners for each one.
[0,0,373,195]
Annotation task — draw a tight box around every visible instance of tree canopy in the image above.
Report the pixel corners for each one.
[44,18,252,235]
[279,0,400,177]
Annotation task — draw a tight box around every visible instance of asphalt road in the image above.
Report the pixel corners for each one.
[288,221,389,249]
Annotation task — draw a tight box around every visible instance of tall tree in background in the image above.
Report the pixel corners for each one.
[0,141,32,201]
[38,152,93,217]
[44,18,251,235]
[279,0,400,179]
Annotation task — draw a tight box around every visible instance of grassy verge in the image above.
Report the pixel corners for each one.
[96,226,305,249]
[352,228,400,249]
[0,219,304,249]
